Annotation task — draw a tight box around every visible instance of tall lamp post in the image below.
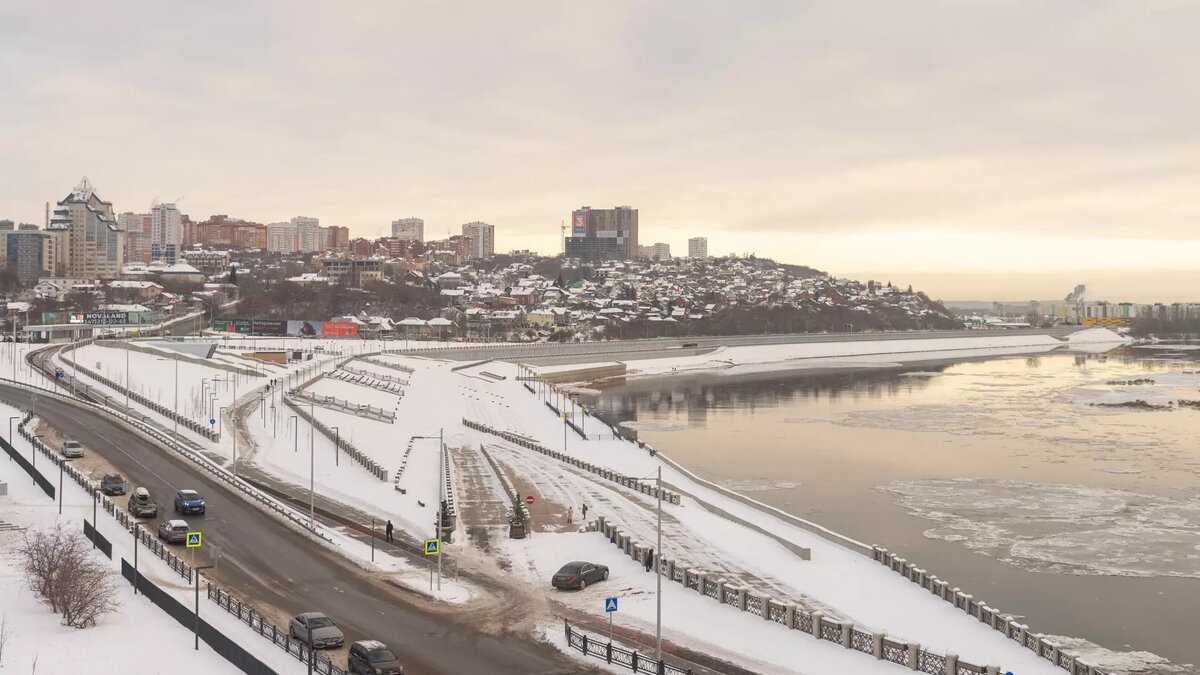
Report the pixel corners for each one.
[31,433,44,481]
[411,429,444,591]
[330,426,339,467]
[309,402,315,528]
[194,564,215,650]
[156,357,180,451]
[8,415,19,444]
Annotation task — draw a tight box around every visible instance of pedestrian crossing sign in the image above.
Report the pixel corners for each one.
[423,538,440,556]
[605,597,618,613]
[186,532,202,548]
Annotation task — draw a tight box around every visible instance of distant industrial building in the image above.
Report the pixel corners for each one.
[461,221,495,259]
[392,218,424,242]
[688,237,708,259]
[564,206,638,261]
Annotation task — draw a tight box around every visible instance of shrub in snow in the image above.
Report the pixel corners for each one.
[17,526,119,629]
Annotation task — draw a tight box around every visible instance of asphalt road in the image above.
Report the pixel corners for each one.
[0,383,585,675]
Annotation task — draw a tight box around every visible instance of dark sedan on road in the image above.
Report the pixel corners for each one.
[289,612,345,649]
[127,487,158,518]
[157,519,190,544]
[552,561,609,590]
[100,473,128,495]
[174,489,206,515]
[348,640,403,674]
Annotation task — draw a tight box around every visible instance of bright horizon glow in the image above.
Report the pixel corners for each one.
[1,2,1198,302]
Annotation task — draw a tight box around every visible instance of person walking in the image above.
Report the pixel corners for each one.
[385,519,394,543]
[566,506,573,524]
[644,547,655,573]
[581,503,589,520]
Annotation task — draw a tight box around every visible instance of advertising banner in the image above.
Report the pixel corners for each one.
[286,320,323,337]
[78,311,128,325]
[250,319,287,335]
[571,210,587,236]
[321,321,359,337]
[213,318,252,333]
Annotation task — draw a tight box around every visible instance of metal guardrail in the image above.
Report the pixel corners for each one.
[285,397,389,481]
[870,547,1112,675]
[329,369,405,395]
[16,412,194,584]
[209,586,347,675]
[359,356,416,374]
[339,364,408,385]
[59,339,221,441]
[289,388,395,422]
[10,348,337,546]
[462,419,681,505]
[564,620,693,675]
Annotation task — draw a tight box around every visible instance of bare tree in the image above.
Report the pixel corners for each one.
[16,526,119,629]
[0,613,11,667]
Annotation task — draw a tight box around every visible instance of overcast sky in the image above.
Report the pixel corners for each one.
[1,2,1197,301]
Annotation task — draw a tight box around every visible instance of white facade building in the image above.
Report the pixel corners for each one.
[150,202,182,263]
[391,218,424,242]
[461,221,495,259]
[291,216,324,253]
[688,236,708,259]
[266,223,297,254]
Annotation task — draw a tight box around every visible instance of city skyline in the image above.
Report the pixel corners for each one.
[2,3,1199,302]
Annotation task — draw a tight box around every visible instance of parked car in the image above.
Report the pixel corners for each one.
[289,612,345,649]
[127,487,158,518]
[681,342,699,348]
[61,439,84,459]
[551,561,609,590]
[100,473,129,496]
[348,640,403,674]
[173,489,206,515]
[157,519,189,544]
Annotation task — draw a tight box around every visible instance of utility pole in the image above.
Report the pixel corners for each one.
[194,564,215,650]
[437,427,443,591]
[656,465,663,662]
[309,402,315,528]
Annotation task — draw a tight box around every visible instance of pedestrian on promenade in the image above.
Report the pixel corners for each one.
[567,506,573,524]
[385,519,394,543]
[582,503,589,520]
[645,548,655,572]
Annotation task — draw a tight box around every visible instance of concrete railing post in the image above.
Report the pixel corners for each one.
[906,643,920,670]
[811,611,823,638]
[873,633,884,660]
[841,622,853,648]
[717,578,727,604]
[737,587,747,612]
[762,596,773,621]
[697,573,707,596]
[785,603,797,629]
[944,654,957,675]
[984,667,1000,675]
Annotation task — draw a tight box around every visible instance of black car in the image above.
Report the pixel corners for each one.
[348,640,403,675]
[100,473,129,496]
[552,561,609,590]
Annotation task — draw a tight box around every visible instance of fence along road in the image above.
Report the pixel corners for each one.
[0,381,578,675]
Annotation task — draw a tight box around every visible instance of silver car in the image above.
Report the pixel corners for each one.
[289,612,344,649]
[61,439,84,459]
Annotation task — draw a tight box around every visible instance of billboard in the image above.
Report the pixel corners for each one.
[287,320,323,337]
[571,210,587,236]
[250,319,287,335]
[322,321,359,337]
[72,311,129,325]
[213,318,252,333]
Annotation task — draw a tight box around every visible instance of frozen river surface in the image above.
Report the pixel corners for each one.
[586,348,1200,673]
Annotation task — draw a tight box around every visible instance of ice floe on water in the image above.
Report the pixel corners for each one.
[879,479,1200,578]
[617,419,689,432]
[1043,635,1194,675]
[839,404,1007,435]
[720,478,804,492]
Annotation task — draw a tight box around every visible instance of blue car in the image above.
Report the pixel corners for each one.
[173,489,206,515]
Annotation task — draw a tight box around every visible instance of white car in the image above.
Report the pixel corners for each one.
[61,439,84,459]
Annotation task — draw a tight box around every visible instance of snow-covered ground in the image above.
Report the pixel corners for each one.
[6,331,1137,675]
[536,328,1130,381]
[0,402,304,675]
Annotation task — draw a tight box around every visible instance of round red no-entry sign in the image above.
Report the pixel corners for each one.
[525,495,535,505]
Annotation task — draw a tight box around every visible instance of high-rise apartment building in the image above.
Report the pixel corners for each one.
[688,237,708,259]
[151,202,183,263]
[49,177,124,279]
[391,218,424,242]
[460,221,495,259]
[323,225,350,250]
[267,223,297,254]
[638,242,671,260]
[292,216,324,253]
[118,212,153,263]
[0,221,53,285]
[194,215,268,250]
[564,206,638,261]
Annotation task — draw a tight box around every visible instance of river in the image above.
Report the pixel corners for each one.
[582,346,1200,674]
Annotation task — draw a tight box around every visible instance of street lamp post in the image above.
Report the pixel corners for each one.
[412,429,445,591]
[291,415,298,453]
[309,402,315,528]
[656,465,662,662]
[157,357,179,452]
[8,415,18,445]
[31,433,43,482]
[194,564,216,650]
[331,426,339,467]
